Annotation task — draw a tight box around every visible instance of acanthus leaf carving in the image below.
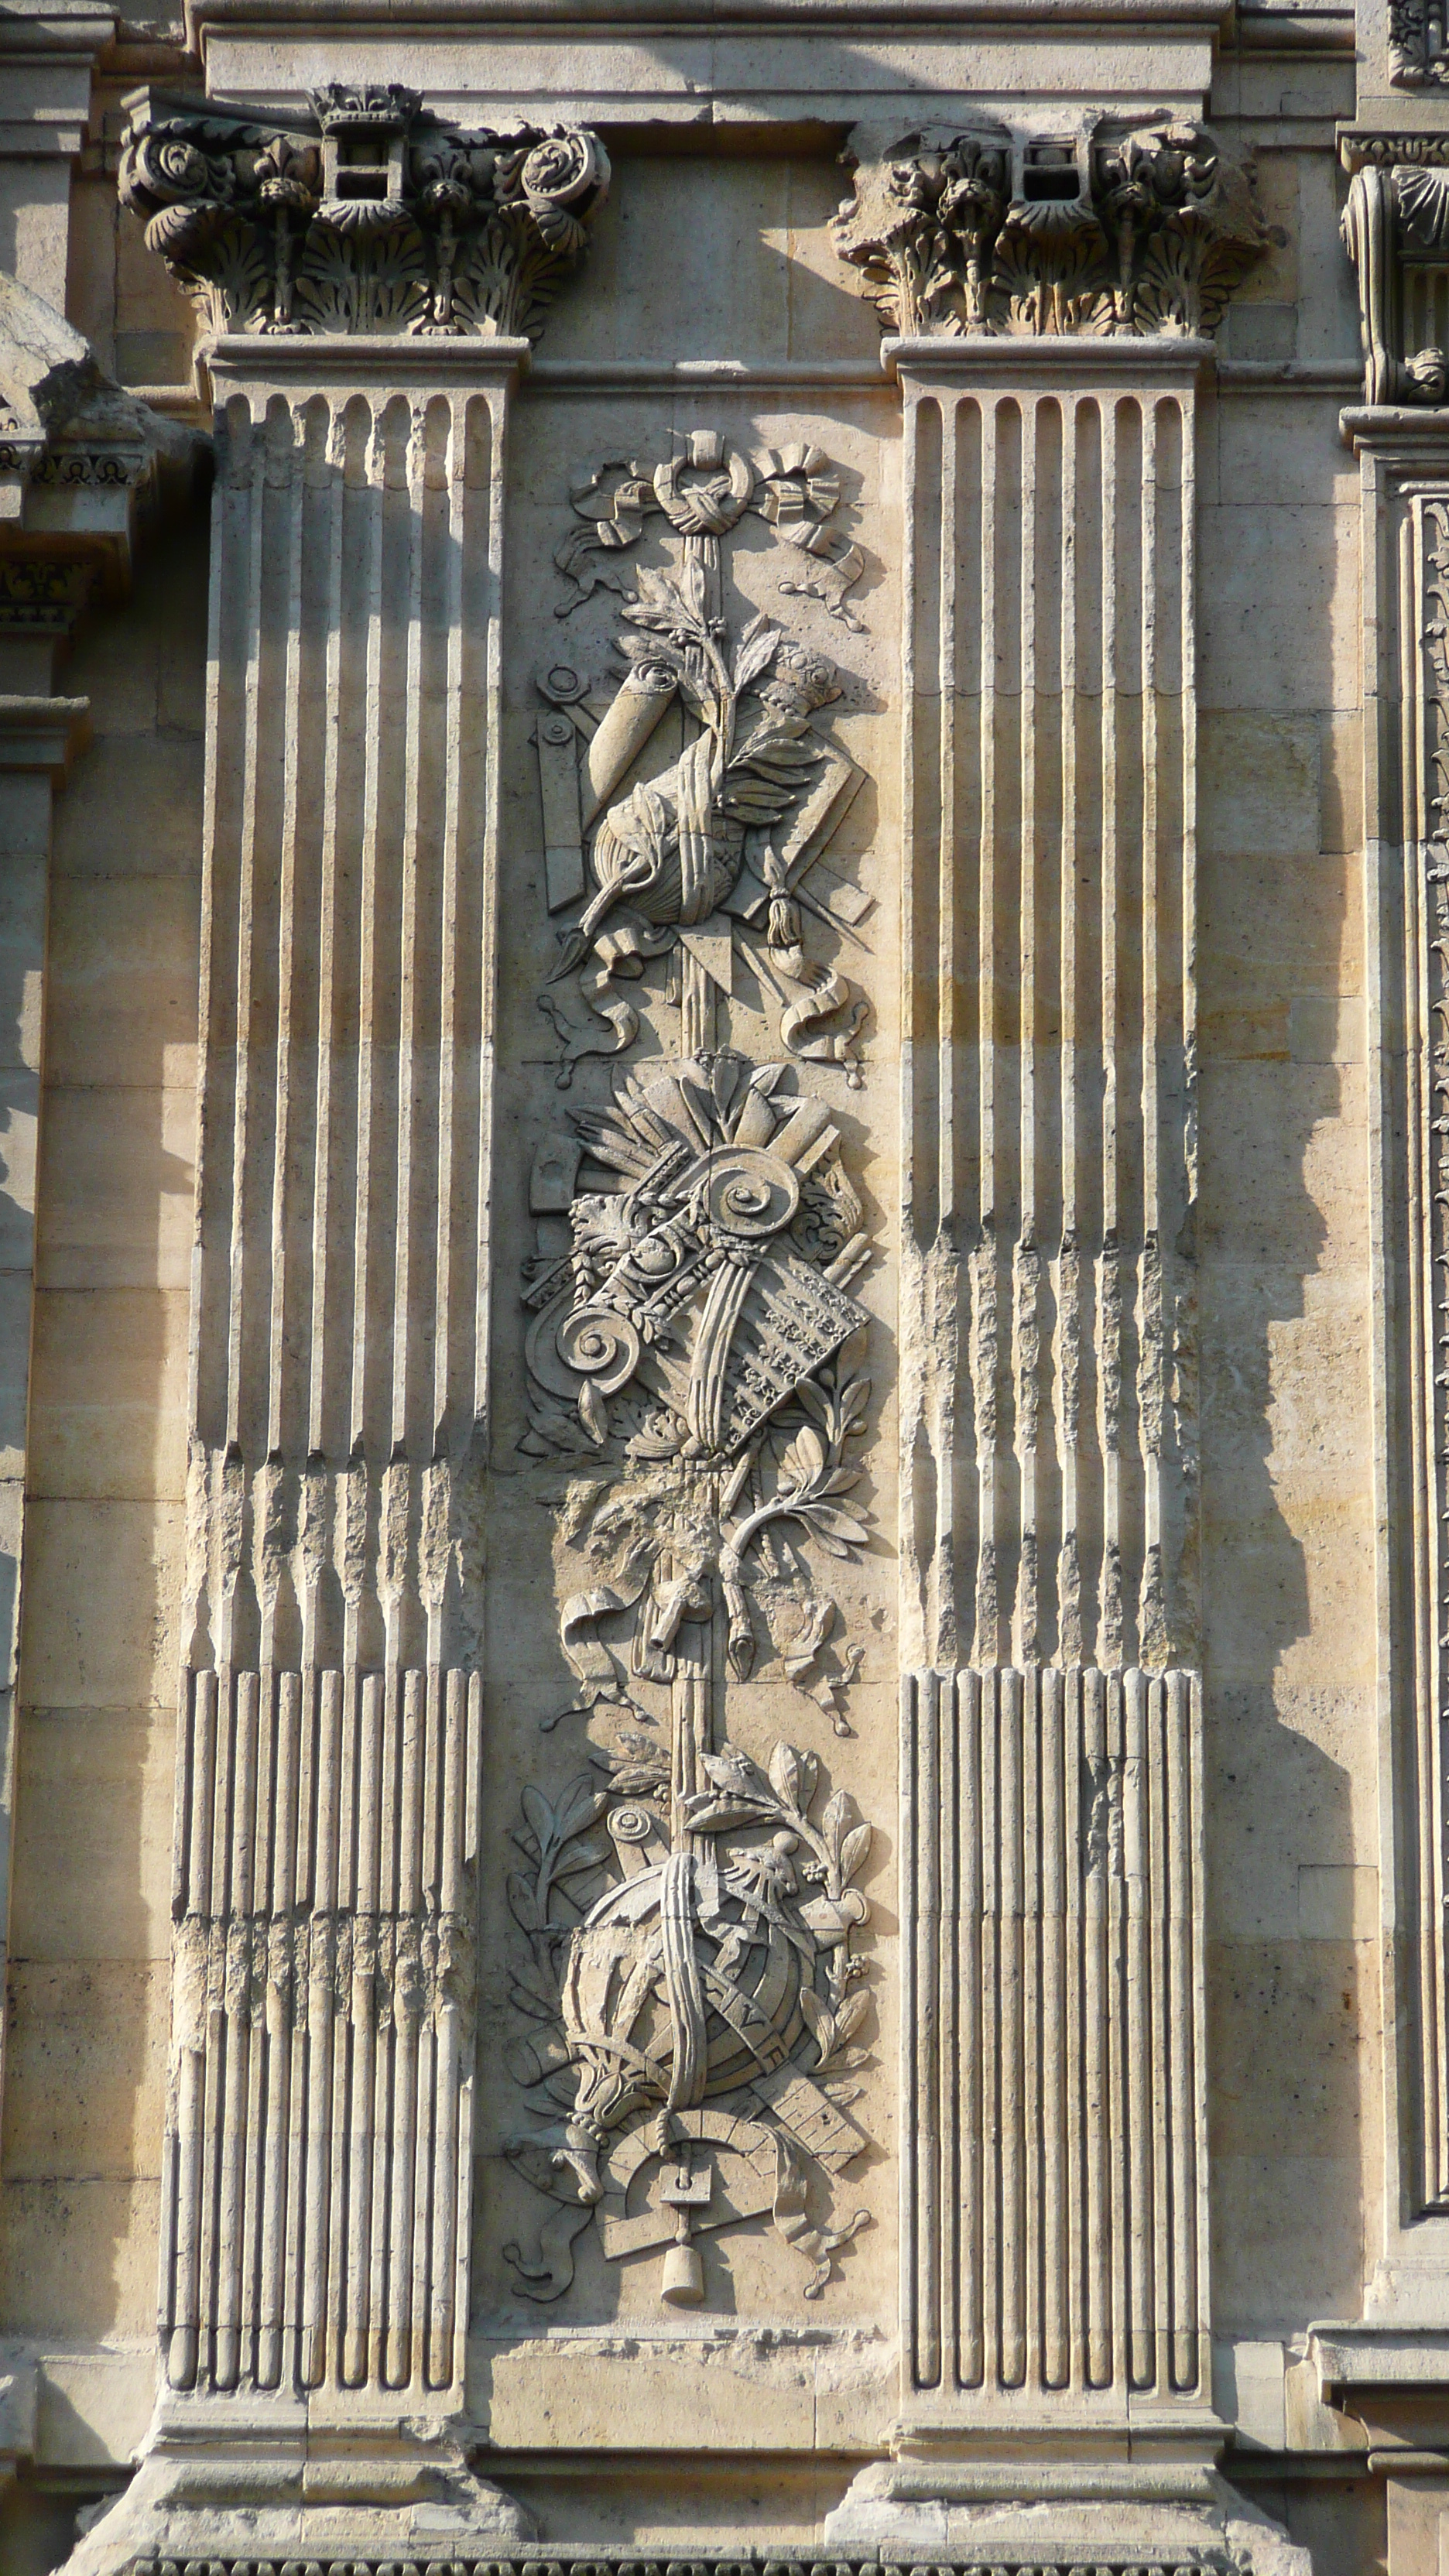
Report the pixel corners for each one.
[832,115,1267,341]
[118,85,610,342]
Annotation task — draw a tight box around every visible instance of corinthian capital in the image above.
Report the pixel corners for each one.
[118,82,610,342]
[833,115,1267,341]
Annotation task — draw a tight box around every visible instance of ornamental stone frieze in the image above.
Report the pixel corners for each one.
[118,84,609,342]
[832,118,1267,342]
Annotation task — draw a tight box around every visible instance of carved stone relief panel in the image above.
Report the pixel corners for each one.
[481,407,897,2330]
[1387,0,1449,90]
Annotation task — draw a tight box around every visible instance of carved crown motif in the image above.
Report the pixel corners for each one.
[310,79,420,128]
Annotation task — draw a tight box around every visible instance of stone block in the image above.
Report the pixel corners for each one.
[1198,709,1321,859]
[1299,1863,1379,1941]
[28,1287,189,1502]
[1320,711,1364,855]
[1,1961,167,2180]
[1211,2154,1365,2335]
[51,736,205,882]
[16,1503,183,1714]
[36,2347,153,2470]
[36,1088,196,1293]
[1208,1937,1364,2160]
[1199,1061,1368,1273]
[1198,503,1362,713]
[0,2178,159,2341]
[8,1705,174,1961]
[43,875,200,1091]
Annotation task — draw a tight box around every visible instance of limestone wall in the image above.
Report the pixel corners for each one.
[0,6,1441,2573]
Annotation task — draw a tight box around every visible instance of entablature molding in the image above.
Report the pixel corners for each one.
[166,0,1231,139]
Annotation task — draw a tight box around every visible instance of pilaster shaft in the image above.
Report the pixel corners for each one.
[894,337,1211,2455]
[159,341,522,2408]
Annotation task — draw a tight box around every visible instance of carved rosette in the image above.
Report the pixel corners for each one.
[118,83,609,341]
[832,116,1267,341]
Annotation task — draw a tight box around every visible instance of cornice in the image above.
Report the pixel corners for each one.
[0,693,91,779]
[182,0,1235,35]
[204,328,532,389]
[1341,401,1449,461]
[0,0,115,58]
[884,332,1216,385]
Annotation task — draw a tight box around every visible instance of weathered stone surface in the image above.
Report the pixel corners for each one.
[0,2,1434,2572]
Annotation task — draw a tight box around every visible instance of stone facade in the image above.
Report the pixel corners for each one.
[0,0,1440,2568]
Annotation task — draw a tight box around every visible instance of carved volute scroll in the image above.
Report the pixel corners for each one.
[1342,135,1449,405]
[119,84,609,341]
[498,430,882,2314]
[833,116,1266,343]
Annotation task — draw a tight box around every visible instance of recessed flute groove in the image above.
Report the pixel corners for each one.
[899,361,1200,1681]
[163,354,521,2410]
[901,1663,1208,2410]
[160,1661,479,2397]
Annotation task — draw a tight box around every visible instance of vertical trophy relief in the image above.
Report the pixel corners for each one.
[496,427,885,2314]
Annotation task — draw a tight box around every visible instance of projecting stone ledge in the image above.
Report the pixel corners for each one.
[63,2403,534,2576]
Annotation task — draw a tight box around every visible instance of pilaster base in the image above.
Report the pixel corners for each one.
[62,2395,535,2575]
[823,2421,1310,2574]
